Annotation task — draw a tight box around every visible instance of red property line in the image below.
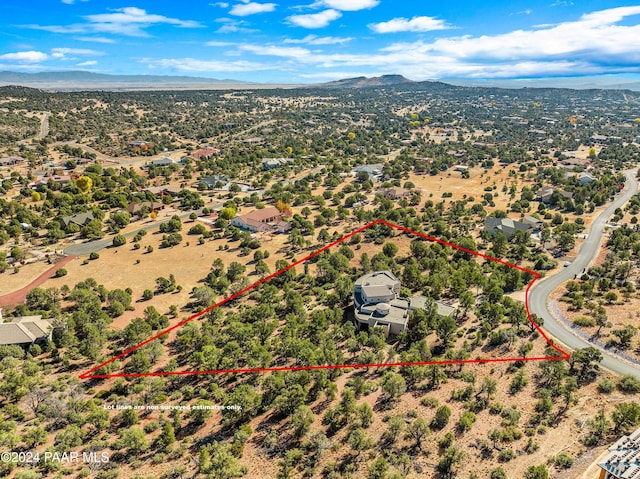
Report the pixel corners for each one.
[79,219,569,380]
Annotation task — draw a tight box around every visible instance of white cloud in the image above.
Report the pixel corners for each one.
[319,0,378,11]
[229,2,277,16]
[61,0,88,4]
[143,57,268,72]
[210,2,230,7]
[226,6,640,80]
[74,37,117,44]
[283,34,353,44]
[0,51,49,63]
[206,41,238,46]
[287,9,341,28]
[51,48,102,58]
[369,16,451,33]
[240,44,311,59]
[76,60,98,66]
[27,7,202,38]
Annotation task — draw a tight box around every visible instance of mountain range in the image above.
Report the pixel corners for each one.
[0,71,639,92]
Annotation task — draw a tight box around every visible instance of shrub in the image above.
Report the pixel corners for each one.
[112,234,127,247]
[490,468,507,479]
[142,290,154,301]
[597,378,615,393]
[550,453,573,469]
[618,375,640,393]
[573,316,596,327]
[89,251,99,260]
[54,268,67,277]
[498,448,515,462]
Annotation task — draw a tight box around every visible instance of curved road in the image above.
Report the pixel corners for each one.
[529,169,640,378]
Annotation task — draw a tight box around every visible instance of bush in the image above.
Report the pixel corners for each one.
[188,224,206,235]
[54,268,67,277]
[431,405,451,430]
[498,448,515,462]
[550,453,573,469]
[618,375,640,393]
[142,289,154,301]
[490,468,507,479]
[89,251,99,260]
[597,378,615,393]
[573,316,596,327]
[112,234,127,247]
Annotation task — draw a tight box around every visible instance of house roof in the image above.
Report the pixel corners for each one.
[0,316,52,346]
[240,207,282,223]
[61,211,94,227]
[598,427,640,479]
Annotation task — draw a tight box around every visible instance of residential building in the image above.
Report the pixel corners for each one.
[191,147,219,160]
[536,186,573,204]
[354,163,383,180]
[484,217,533,239]
[376,187,411,200]
[143,186,182,197]
[0,315,53,347]
[0,156,25,167]
[262,157,294,170]
[231,207,291,233]
[28,174,71,190]
[353,271,455,337]
[597,427,640,479]
[147,157,176,168]
[60,211,94,228]
[126,201,165,216]
[198,175,229,189]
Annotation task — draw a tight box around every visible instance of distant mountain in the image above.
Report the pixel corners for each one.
[0,71,263,91]
[319,74,413,89]
[440,76,640,92]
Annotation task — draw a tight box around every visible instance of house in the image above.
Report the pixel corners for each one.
[143,186,182,197]
[353,271,453,337]
[577,172,597,185]
[0,315,53,347]
[128,140,150,147]
[453,165,469,172]
[60,211,94,228]
[591,134,609,145]
[0,156,25,167]
[376,187,411,200]
[191,148,219,160]
[231,207,291,233]
[521,215,543,230]
[484,217,532,239]
[147,157,176,168]
[597,426,640,479]
[28,175,71,190]
[126,201,165,216]
[536,186,574,204]
[198,175,229,189]
[354,164,383,180]
[262,157,294,170]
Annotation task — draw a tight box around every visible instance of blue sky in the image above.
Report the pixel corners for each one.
[1,0,640,82]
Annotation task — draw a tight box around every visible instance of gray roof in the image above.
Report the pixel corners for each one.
[484,217,532,238]
[598,427,640,479]
[61,211,94,227]
[0,316,52,346]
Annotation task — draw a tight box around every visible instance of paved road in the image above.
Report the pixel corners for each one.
[529,169,640,378]
[0,255,76,307]
[63,205,224,256]
[38,112,50,140]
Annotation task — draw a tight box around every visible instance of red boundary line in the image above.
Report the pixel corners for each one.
[79,219,569,380]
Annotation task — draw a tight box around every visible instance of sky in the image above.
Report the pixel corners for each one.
[1,0,640,83]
